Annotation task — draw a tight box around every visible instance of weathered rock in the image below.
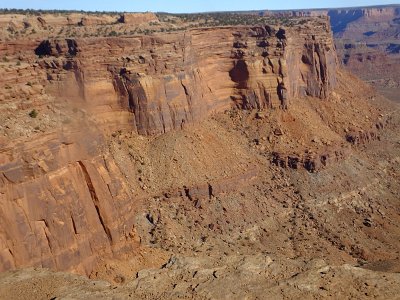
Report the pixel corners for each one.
[0,12,398,286]
[118,12,159,24]
[1,255,400,299]
[272,146,349,172]
[32,19,337,135]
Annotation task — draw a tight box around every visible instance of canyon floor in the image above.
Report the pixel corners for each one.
[0,9,399,300]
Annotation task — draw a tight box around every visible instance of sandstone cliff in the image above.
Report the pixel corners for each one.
[259,5,400,102]
[0,17,340,274]
[32,19,337,135]
[1,12,399,286]
[259,5,400,36]
[0,10,399,300]
[119,12,159,24]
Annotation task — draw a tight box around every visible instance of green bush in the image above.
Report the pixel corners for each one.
[29,109,38,118]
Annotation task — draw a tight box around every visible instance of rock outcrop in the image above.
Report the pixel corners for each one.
[2,255,400,299]
[32,18,337,135]
[328,6,399,35]
[271,146,349,172]
[118,12,159,24]
[0,9,399,298]
[259,5,400,102]
[0,17,339,274]
[1,11,398,284]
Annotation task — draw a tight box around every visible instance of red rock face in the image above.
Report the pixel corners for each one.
[32,20,337,135]
[259,5,400,102]
[119,13,159,24]
[0,19,339,275]
[0,128,139,274]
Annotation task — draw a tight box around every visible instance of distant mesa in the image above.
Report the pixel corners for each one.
[118,12,159,24]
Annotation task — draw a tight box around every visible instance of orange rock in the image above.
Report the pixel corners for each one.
[118,13,159,25]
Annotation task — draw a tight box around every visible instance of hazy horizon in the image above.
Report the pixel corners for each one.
[0,0,399,13]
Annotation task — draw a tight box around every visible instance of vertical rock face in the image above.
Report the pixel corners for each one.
[0,129,140,275]
[0,17,339,275]
[285,22,338,100]
[35,18,337,135]
[118,13,159,24]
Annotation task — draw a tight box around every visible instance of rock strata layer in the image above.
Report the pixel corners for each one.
[31,19,337,135]
[2,15,396,280]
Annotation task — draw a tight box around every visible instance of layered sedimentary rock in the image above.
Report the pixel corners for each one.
[259,5,400,102]
[0,128,140,274]
[328,6,399,36]
[32,19,337,135]
[118,12,159,24]
[0,17,340,275]
[330,6,400,102]
[271,146,350,173]
[0,13,119,30]
[259,5,400,36]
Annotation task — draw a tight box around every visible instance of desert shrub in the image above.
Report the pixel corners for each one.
[29,109,38,118]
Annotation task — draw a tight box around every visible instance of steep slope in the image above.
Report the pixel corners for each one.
[0,11,399,298]
[0,70,399,297]
[258,5,400,102]
[32,21,336,135]
[0,16,338,275]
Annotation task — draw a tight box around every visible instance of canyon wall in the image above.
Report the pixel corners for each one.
[0,17,339,274]
[329,5,400,102]
[261,5,399,35]
[260,5,400,102]
[328,6,399,36]
[33,19,337,135]
[0,12,158,31]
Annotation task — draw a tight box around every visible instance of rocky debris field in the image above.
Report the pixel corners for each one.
[2,254,400,299]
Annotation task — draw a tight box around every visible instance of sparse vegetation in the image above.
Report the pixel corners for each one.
[158,12,280,27]
[29,109,38,118]
[0,8,123,16]
[0,9,313,41]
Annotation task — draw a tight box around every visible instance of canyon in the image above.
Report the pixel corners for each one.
[261,5,400,102]
[0,8,399,299]
[332,5,400,102]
